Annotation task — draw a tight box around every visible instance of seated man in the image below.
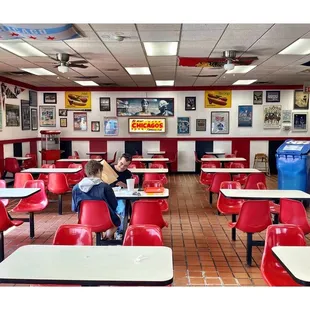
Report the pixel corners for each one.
[110,153,133,238]
[72,160,120,240]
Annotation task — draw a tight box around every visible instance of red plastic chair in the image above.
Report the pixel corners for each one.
[217,181,244,240]
[132,174,139,187]
[47,173,71,215]
[38,164,55,187]
[90,155,102,159]
[194,151,202,164]
[68,155,78,159]
[209,173,231,205]
[53,224,93,246]
[78,200,116,245]
[228,200,272,266]
[13,172,34,188]
[257,182,280,223]
[231,162,247,185]
[244,173,266,189]
[67,164,84,187]
[130,200,168,228]
[12,180,48,239]
[261,224,306,286]
[150,163,164,168]
[142,180,168,212]
[123,224,164,246]
[202,154,216,158]
[73,151,80,158]
[152,155,164,159]
[0,180,9,208]
[107,151,117,164]
[224,154,236,168]
[0,200,23,262]
[128,163,137,169]
[144,173,167,185]
[280,198,310,235]
[3,158,21,179]
[55,161,70,168]
[22,153,38,169]
[199,163,216,187]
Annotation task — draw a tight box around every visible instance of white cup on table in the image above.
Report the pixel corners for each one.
[126,178,135,193]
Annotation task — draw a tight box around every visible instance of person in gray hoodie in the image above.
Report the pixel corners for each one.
[72,160,120,240]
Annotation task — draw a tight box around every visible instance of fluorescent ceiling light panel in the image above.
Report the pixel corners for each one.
[125,67,151,75]
[155,80,174,86]
[74,80,99,86]
[144,42,178,56]
[20,68,56,76]
[279,39,310,55]
[233,79,257,85]
[225,65,256,74]
[0,41,46,57]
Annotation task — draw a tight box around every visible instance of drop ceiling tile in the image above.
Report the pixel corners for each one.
[105,42,144,56]
[176,67,202,75]
[178,40,217,57]
[97,31,139,42]
[181,29,224,41]
[139,31,180,42]
[182,24,227,31]
[74,24,93,31]
[260,55,304,66]
[175,79,196,86]
[152,73,175,80]
[137,24,181,31]
[147,56,177,66]
[227,24,274,30]
[262,24,310,39]
[65,42,110,55]
[90,24,137,31]
[151,66,176,73]
[117,58,148,67]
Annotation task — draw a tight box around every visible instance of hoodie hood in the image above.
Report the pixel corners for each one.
[78,177,103,193]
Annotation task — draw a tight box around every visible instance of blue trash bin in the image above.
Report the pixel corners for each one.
[276,139,310,193]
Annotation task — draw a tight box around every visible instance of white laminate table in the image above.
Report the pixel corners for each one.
[0,188,40,199]
[12,157,31,161]
[204,152,225,157]
[22,168,82,174]
[86,152,107,155]
[201,157,246,162]
[129,168,168,174]
[147,151,166,155]
[0,245,173,286]
[132,158,169,162]
[220,189,310,200]
[201,168,261,174]
[57,158,101,162]
[113,188,169,199]
[272,246,310,286]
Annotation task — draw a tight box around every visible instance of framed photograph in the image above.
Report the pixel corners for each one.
[5,104,20,127]
[65,91,91,110]
[60,118,67,128]
[21,100,30,130]
[263,105,282,129]
[104,117,119,135]
[117,98,174,117]
[100,97,111,111]
[205,90,232,108]
[294,90,309,109]
[73,112,87,131]
[43,93,57,104]
[29,90,38,107]
[31,108,38,130]
[211,111,229,134]
[282,110,292,123]
[177,117,190,135]
[185,97,196,110]
[39,105,56,127]
[292,112,308,132]
[266,91,280,103]
[196,119,206,131]
[91,121,100,132]
[238,105,253,127]
[59,109,67,116]
[253,91,263,105]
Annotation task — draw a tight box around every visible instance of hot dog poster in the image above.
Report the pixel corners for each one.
[205,91,232,108]
[65,91,91,110]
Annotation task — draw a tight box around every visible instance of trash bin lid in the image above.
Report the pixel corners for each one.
[276,139,310,155]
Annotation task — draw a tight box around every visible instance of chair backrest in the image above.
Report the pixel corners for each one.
[210,173,231,193]
[14,172,34,188]
[0,180,9,207]
[225,154,236,158]
[47,173,70,193]
[90,155,102,159]
[236,200,272,233]
[68,156,78,159]
[202,161,221,168]
[42,164,55,168]
[22,180,48,207]
[23,153,37,168]
[110,151,117,162]
[68,164,84,178]
[152,155,164,158]
[201,163,216,169]
[73,151,80,158]
[132,174,139,186]
[194,151,201,163]
[244,173,266,189]
[202,155,216,158]
[143,173,162,182]
[131,200,168,229]
[231,163,245,169]
[280,198,310,234]
[55,161,70,168]
[4,158,20,173]
[53,224,93,246]
[78,200,115,233]
[217,181,243,214]
[128,163,137,169]
[123,224,164,246]
[261,224,306,277]
[0,200,14,231]
[257,182,267,190]
[150,163,164,168]
[132,155,143,158]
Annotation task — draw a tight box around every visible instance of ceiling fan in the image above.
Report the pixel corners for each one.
[178,50,258,71]
[51,53,88,73]
[101,32,138,41]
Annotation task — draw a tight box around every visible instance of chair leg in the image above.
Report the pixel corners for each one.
[95,233,101,246]
[29,212,35,239]
[0,231,4,262]
[246,233,253,266]
[232,214,237,241]
[58,194,62,215]
[209,192,212,205]
[273,214,279,224]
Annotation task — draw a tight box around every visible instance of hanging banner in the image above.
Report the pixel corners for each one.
[0,24,81,41]
[1,82,25,106]
[178,57,257,68]
[129,119,166,133]
[205,90,232,108]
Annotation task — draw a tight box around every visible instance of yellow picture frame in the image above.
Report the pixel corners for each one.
[65,91,91,110]
[205,90,232,108]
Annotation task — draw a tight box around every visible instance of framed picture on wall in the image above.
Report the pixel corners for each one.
[238,105,253,127]
[266,91,280,103]
[39,105,56,127]
[29,90,38,107]
[294,90,309,109]
[263,105,282,129]
[59,109,67,116]
[21,100,30,130]
[60,118,67,128]
[177,117,190,135]
[5,104,20,126]
[104,117,119,135]
[211,111,229,134]
[31,108,38,130]
[292,112,308,132]
[253,91,263,105]
[100,97,111,111]
[43,93,57,104]
[282,110,292,123]
[91,121,100,132]
[185,97,196,110]
[73,112,87,131]
[196,119,206,131]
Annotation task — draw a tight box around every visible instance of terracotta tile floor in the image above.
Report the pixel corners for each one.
[2,173,310,286]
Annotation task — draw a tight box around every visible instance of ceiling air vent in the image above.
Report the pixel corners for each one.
[192,75,218,78]
[98,83,119,87]
[302,61,310,67]
[253,81,273,85]
[73,76,99,79]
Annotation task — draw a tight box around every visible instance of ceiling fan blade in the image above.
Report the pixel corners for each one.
[69,60,88,65]
[53,64,60,68]
[49,56,59,62]
[69,64,88,69]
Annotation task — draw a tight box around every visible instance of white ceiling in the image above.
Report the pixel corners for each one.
[1,23,310,88]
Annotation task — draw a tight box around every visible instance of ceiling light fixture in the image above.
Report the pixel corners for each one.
[144,42,178,56]
[155,80,174,86]
[233,79,257,85]
[279,39,310,55]
[20,68,56,76]
[225,65,257,74]
[74,80,99,86]
[58,65,69,74]
[224,62,235,71]
[0,41,47,57]
[125,67,151,75]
